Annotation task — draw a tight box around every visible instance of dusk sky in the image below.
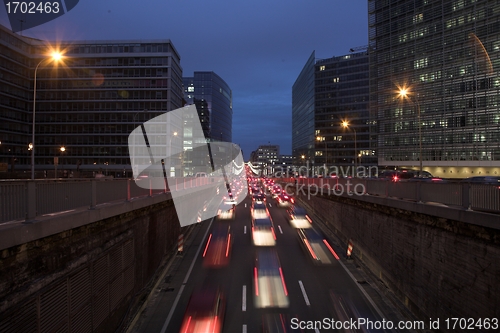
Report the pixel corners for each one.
[1,0,368,159]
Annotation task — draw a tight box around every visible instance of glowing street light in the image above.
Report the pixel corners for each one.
[32,51,64,180]
[341,120,357,171]
[398,87,422,177]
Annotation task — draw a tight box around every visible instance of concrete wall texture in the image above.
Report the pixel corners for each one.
[0,199,180,333]
[300,193,500,325]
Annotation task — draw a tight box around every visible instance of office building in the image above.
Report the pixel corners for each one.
[183,72,233,142]
[293,50,373,174]
[0,24,184,177]
[183,71,233,175]
[369,0,500,177]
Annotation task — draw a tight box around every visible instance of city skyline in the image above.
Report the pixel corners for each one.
[0,0,369,159]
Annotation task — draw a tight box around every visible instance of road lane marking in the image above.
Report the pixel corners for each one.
[278,225,283,234]
[243,324,247,333]
[298,280,311,306]
[160,217,215,333]
[244,225,247,234]
[269,203,272,207]
[245,203,247,208]
[242,285,247,311]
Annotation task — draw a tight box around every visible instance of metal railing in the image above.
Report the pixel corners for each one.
[276,177,500,214]
[0,177,220,223]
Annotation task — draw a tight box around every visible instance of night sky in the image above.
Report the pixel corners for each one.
[1,0,368,159]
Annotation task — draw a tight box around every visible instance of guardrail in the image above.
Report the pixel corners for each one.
[276,177,500,214]
[0,177,220,223]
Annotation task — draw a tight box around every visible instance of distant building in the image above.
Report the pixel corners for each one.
[183,72,233,142]
[183,71,233,175]
[293,50,373,173]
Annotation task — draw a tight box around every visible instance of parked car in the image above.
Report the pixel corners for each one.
[460,176,500,185]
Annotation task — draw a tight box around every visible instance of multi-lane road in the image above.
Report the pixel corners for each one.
[129,180,418,333]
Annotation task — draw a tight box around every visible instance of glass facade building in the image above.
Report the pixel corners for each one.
[314,51,375,168]
[183,72,233,142]
[369,0,500,177]
[292,51,316,165]
[293,50,373,173]
[0,24,184,177]
[183,72,233,175]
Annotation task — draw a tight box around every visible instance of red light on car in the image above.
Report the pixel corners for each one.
[182,316,192,333]
[306,215,312,223]
[225,234,231,257]
[323,239,340,260]
[271,227,276,240]
[254,267,259,296]
[203,234,212,257]
[304,238,317,260]
[279,267,288,296]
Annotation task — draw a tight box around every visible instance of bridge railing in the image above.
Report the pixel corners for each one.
[276,177,499,214]
[0,177,222,223]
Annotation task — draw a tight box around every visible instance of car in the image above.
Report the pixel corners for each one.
[202,224,232,267]
[195,172,208,178]
[296,227,339,265]
[252,192,266,203]
[271,185,283,198]
[329,292,367,333]
[276,193,294,207]
[262,313,302,333]
[178,285,226,333]
[251,202,269,220]
[252,216,276,246]
[286,206,312,229]
[216,202,236,220]
[461,176,500,185]
[253,248,289,308]
[406,177,447,183]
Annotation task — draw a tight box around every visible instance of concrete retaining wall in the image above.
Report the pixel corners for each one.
[0,198,180,333]
[299,192,500,326]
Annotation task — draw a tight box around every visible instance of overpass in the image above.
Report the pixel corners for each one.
[0,177,498,332]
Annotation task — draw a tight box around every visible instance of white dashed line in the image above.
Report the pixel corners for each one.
[242,324,247,333]
[298,280,311,306]
[244,225,247,234]
[242,285,247,311]
[278,225,283,234]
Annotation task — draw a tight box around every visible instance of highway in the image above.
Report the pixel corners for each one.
[129,181,416,333]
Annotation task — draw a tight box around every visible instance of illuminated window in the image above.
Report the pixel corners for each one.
[187,86,194,92]
[413,13,423,24]
[319,65,325,71]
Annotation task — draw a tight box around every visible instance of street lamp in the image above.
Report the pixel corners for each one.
[54,146,65,178]
[341,121,357,172]
[32,51,63,180]
[398,88,422,177]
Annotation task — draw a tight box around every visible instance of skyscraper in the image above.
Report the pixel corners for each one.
[369,0,500,177]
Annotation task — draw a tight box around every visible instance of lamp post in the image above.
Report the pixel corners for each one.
[54,146,65,178]
[398,88,422,177]
[341,121,357,172]
[32,52,63,180]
